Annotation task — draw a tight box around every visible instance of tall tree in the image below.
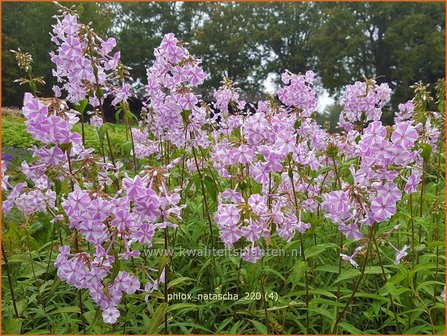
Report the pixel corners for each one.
[191,3,268,99]
[311,2,445,108]
[2,2,444,111]
[114,2,269,99]
[256,3,319,81]
[2,2,112,106]
[113,2,194,88]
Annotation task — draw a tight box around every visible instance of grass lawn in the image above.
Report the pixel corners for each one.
[2,114,132,160]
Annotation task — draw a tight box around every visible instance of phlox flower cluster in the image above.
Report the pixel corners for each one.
[339,79,391,128]
[51,14,121,104]
[50,10,132,128]
[56,169,182,323]
[142,33,209,149]
[209,72,328,261]
[207,70,437,269]
[4,92,182,323]
[318,80,439,267]
[3,93,91,217]
[2,17,187,324]
[278,70,317,117]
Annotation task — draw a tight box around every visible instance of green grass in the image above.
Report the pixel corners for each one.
[2,114,131,159]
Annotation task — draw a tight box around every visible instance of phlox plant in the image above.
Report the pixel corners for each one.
[2,4,445,335]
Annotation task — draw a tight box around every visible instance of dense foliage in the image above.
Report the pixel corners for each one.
[2,4,445,335]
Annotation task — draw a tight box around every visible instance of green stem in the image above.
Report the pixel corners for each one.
[191,146,217,288]
[372,229,402,333]
[79,108,85,146]
[26,231,37,282]
[288,159,309,333]
[408,193,415,329]
[332,226,373,334]
[74,231,86,334]
[44,230,55,281]
[199,146,221,192]
[417,159,426,263]
[432,153,441,311]
[123,103,138,174]
[2,243,19,318]
[66,150,75,192]
[260,259,270,334]
[164,227,169,334]
[334,232,343,331]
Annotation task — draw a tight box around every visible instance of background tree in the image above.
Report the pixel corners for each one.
[2,1,444,117]
[2,2,111,106]
[311,2,445,107]
[190,3,268,99]
[256,3,320,89]
[113,2,196,90]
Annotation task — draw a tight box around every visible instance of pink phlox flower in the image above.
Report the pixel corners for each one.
[102,306,120,324]
[230,144,255,165]
[369,195,396,222]
[391,121,418,149]
[248,194,268,215]
[135,223,155,246]
[241,245,264,263]
[389,242,409,265]
[214,204,240,227]
[404,171,421,194]
[376,182,402,203]
[3,182,26,217]
[340,246,363,268]
[241,221,263,242]
[222,188,243,203]
[219,224,243,248]
[274,131,296,155]
[339,223,363,240]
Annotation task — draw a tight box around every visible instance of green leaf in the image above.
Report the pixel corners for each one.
[158,255,170,277]
[305,243,337,258]
[54,178,62,196]
[263,267,286,282]
[420,143,432,161]
[339,321,363,334]
[97,123,110,144]
[109,251,122,283]
[168,277,193,289]
[58,142,72,153]
[146,302,168,334]
[181,109,192,123]
[185,173,200,195]
[74,98,88,114]
[121,140,133,155]
[249,319,268,334]
[287,260,308,290]
[48,306,80,315]
[95,87,104,98]
[364,266,390,275]
[229,320,243,334]
[316,264,340,273]
[307,307,335,321]
[334,268,361,284]
[115,108,123,123]
[16,299,29,316]
[167,303,198,313]
[203,176,217,204]
[3,318,23,334]
[44,278,61,305]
